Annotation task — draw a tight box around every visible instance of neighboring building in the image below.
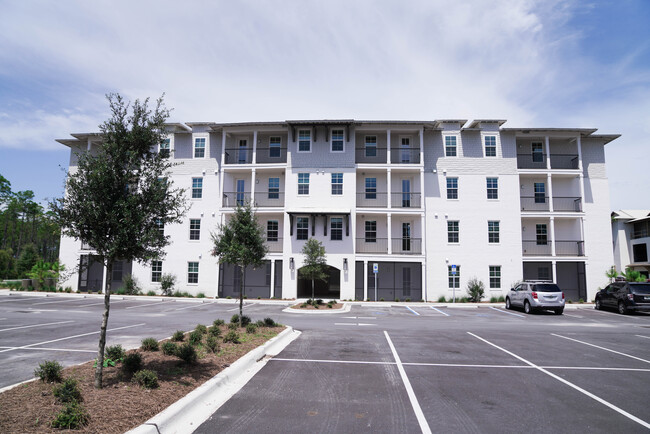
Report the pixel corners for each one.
[611,210,650,278]
[57,119,619,301]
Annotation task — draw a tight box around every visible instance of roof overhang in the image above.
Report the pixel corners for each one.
[466,119,507,129]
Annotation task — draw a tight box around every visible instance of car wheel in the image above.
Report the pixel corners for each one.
[554,308,564,315]
[505,298,511,310]
[524,300,532,314]
[595,298,601,310]
[618,301,628,315]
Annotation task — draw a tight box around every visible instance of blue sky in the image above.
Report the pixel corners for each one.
[0,0,648,210]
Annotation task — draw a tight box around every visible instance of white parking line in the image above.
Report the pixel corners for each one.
[227,304,248,312]
[0,320,74,332]
[561,313,583,318]
[636,335,650,340]
[469,332,650,430]
[0,346,96,353]
[0,323,145,354]
[75,300,128,308]
[589,309,640,320]
[430,306,449,316]
[168,302,213,312]
[32,299,84,306]
[384,331,432,434]
[125,300,176,309]
[334,323,376,326]
[551,333,650,364]
[488,307,524,318]
[405,306,420,316]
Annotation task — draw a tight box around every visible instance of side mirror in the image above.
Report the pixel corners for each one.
[510,288,514,292]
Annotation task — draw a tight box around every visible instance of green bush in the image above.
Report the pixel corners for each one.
[490,296,498,303]
[437,295,446,303]
[230,314,251,326]
[141,337,159,352]
[53,378,83,403]
[497,295,505,303]
[172,330,185,342]
[122,352,144,375]
[197,292,206,298]
[161,341,178,356]
[223,330,240,344]
[188,330,203,346]
[160,273,177,296]
[206,335,219,353]
[34,360,63,383]
[146,290,156,296]
[208,326,222,337]
[467,277,485,302]
[133,369,159,389]
[176,343,198,364]
[122,274,142,295]
[195,324,208,335]
[213,319,225,327]
[51,402,89,429]
[246,324,257,334]
[227,322,238,330]
[106,344,125,361]
[255,320,265,327]
[263,317,276,327]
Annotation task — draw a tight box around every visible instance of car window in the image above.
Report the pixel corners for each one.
[533,284,561,292]
[630,284,650,295]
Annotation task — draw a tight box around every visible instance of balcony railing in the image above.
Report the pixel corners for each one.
[522,240,584,256]
[517,154,579,170]
[356,238,389,254]
[522,241,552,256]
[390,148,420,164]
[550,154,579,170]
[355,238,422,254]
[224,147,254,164]
[355,147,388,164]
[265,238,283,253]
[556,240,585,256]
[554,197,582,212]
[520,196,550,211]
[254,192,285,207]
[392,237,422,254]
[256,147,288,164]
[357,192,388,208]
[632,230,649,239]
[222,192,251,207]
[391,192,421,208]
[520,196,582,212]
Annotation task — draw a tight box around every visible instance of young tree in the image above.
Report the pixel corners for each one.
[51,94,188,388]
[298,238,328,300]
[211,201,267,327]
[605,266,618,283]
[466,277,485,302]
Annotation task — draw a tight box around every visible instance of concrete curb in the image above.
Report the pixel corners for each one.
[283,302,352,314]
[126,326,301,434]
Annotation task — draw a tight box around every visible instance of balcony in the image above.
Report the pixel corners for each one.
[357,192,388,208]
[224,147,253,164]
[517,154,579,170]
[520,197,582,212]
[256,146,287,164]
[254,192,285,207]
[355,147,388,164]
[522,240,584,256]
[356,238,389,254]
[355,238,422,254]
[390,148,420,164]
[265,238,283,253]
[222,192,251,207]
[392,237,422,254]
[391,192,421,208]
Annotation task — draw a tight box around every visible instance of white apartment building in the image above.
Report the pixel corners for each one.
[611,210,650,277]
[57,119,619,302]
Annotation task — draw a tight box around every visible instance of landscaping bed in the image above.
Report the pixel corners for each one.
[291,299,343,310]
[0,317,283,433]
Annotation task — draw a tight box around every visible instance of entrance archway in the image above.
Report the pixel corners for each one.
[297,265,341,299]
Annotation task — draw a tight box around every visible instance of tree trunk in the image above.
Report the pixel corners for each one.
[311,278,314,301]
[239,264,245,327]
[94,259,112,389]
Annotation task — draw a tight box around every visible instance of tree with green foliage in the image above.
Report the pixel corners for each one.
[16,243,39,277]
[466,277,485,302]
[298,238,328,300]
[50,94,188,388]
[211,201,267,327]
[605,265,618,283]
[621,267,646,282]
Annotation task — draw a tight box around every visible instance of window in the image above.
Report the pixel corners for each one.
[188,262,199,284]
[298,130,311,152]
[484,135,496,157]
[486,177,498,199]
[331,217,343,240]
[365,221,377,242]
[269,137,281,158]
[489,266,501,288]
[160,139,170,158]
[402,222,411,251]
[445,136,457,157]
[297,217,309,240]
[365,177,377,199]
[331,129,344,152]
[488,221,500,243]
[112,261,123,281]
[194,138,206,158]
[536,224,547,245]
[190,219,201,240]
[192,177,203,199]
[446,177,458,199]
[155,219,164,237]
[448,221,459,243]
[448,265,460,288]
[268,178,280,199]
[532,142,544,163]
[151,260,162,283]
[267,220,279,242]
[298,173,309,195]
[400,137,411,163]
[633,244,648,263]
[403,267,411,296]
[534,182,545,204]
[365,136,377,157]
[331,173,343,195]
[538,266,550,281]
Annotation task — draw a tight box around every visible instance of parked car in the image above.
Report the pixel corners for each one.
[595,281,650,314]
[506,281,564,314]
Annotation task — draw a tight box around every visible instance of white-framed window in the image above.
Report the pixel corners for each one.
[445,136,457,157]
[331,129,344,152]
[447,221,459,243]
[365,221,377,242]
[155,219,164,237]
[365,177,377,199]
[298,130,311,152]
[532,142,544,163]
[446,177,458,199]
[489,266,501,288]
[160,138,170,158]
[189,219,201,240]
[331,173,343,195]
[538,266,550,280]
[298,173,309,195]
[194,137,206,158]
[448,265,460,288]
[536,224,547,245]
[188,262,199,284]
[486,177,498,199]
[267,220,279,242]
[488,220,500,243]
[268,177,280,199]
[297,217,309,240]
[192,177,203,199]
[484,135,497,157]
[151,260,162,283]
[269,136,282,158]
[365,136,377,157]
[534,182,546,204]
[331,217,343,240]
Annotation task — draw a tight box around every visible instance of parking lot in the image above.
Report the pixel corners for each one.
[1,292,649,433]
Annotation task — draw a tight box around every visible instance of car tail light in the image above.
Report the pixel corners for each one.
[627,294,634,301]
[562,292,565,300]
[531,291,538,299]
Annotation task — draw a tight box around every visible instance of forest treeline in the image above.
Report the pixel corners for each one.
[0,174,61,279]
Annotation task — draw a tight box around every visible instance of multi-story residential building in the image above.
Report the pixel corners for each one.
[57,119,619,302]
[611,210,650,278]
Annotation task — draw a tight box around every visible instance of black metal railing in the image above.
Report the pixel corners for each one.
[520,196,550,211]
[356,238,389,254]
[256,147,288,164]
[556,240,585,256]
[391,192,421,208]
[549,154,579,169]
[390,148,420,164]
[355,147,388,163]
[224,147,254,164]
[553,197,582,212]
[522,240,584,256]
[391,238,422,254]
[254,192,285,207]
[522,241,552,256]
[265,238,283,253]
[517,154,547,169]
[222,192,251,207]
[356,192,388,207]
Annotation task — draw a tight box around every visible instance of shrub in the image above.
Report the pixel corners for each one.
[172,330,185,342]
[35,360,63,383]
[255,320,265,327]
[172,290,183,297]
[195,324,208,335]
[206,335,219,353]
[146,290,156,296]
[209,326,222,337]
[490,296,498,303]
[246,324,257,334]
[578,298,585,303]
[51,402,89,429]
[437,295,447,303]
[380,298,385,301]
[133,369,159,389]
[395,298,399,302]
[160,273,177,296]
[122,274,142,295]
[497,295,505,302]
[263,317,276,327]
[230,314,251,326]
[405,298,411,302]
[53,378,83,403]
[197,292,206,298]
[213,319,225,327]
[223,330,240,344]
[459,297,469,303]
[106,344,125,361]
[122,352,144,375]
[467,277,485,302]
[188,330,203,346]
[161,341,178,356]
[176,343,198,364]
[228,322,238,330]
[141,337,159,352]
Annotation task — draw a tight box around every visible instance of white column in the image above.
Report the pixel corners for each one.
[252,130,258,164]
[421,262,427,301]
[386,129,391,164]
[270,259,276,298]
[547,173,554,212]
[420,214,426,256]
[552,260,557,283]
[214,261,220,299]
[250,168,256,205]
[576,134,583,171]
[419,127,424,165]
[101,263,107,293]
[220,130,226,208]
[550,216,556,256]
[387,169,392,209]
[363,259,368,301]
[387,214,392,254]
[545,136,551,170]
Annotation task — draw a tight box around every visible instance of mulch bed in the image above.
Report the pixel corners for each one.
[0,324,282,433]
[291,302,344,310]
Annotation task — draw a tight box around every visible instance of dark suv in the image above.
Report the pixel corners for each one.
[595,281,650,314]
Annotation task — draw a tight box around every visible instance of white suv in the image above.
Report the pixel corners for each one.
[506,281,564,315]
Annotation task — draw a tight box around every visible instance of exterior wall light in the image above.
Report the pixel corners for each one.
[343,258,348,271]
[289,257,294,270]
